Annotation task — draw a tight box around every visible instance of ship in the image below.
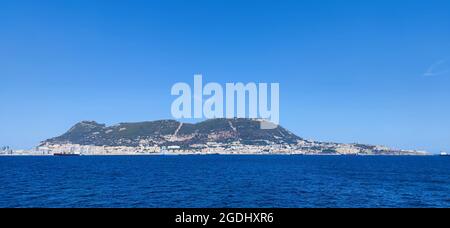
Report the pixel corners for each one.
[439,152,449,156]
[53,153,81,156]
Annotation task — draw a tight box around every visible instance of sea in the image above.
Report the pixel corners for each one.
[0,155,449,208]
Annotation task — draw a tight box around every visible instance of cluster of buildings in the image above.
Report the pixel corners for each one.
[0,139,427,156]
[0,146,13,155]
[36,144,162,155]
[30,140,427,156]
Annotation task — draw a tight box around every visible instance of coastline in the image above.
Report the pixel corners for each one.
[0,153,434,157]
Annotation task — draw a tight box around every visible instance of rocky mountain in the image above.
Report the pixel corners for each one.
[40,118,428,155]
[42,119,302,148]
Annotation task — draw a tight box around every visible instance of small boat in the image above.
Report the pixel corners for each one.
[53,153,81,156]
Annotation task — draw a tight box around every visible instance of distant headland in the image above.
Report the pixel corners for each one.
[2,119,429,156]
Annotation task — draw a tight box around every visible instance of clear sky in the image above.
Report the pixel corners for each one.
[1,0,450,153]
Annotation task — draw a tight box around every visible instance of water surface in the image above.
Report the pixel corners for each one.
[0,155,449,208]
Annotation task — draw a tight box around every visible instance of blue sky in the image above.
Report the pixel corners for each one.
[1,0,450,153]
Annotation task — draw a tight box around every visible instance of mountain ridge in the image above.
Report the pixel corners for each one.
[42,118,301,148]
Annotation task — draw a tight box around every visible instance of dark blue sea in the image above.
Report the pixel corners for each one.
[1,155,449,208]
